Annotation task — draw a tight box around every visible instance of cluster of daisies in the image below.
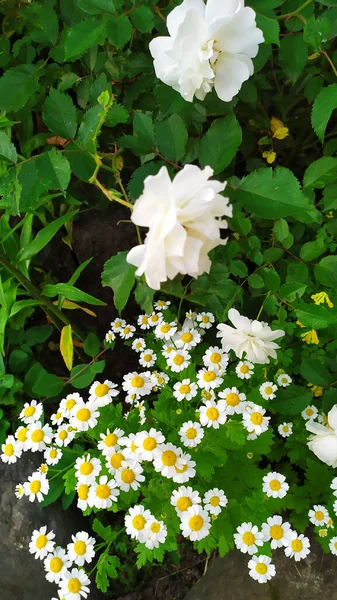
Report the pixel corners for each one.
[29,526,94,600]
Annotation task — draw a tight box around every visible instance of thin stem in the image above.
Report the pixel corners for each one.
[256,291,271,321]
[94,178,133,210]
[277,0,314,19]
[65,348,109,386]
[321,50,337,79]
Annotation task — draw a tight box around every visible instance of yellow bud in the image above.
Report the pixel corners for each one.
[115,155,124,172]
[176,408,182,415]
[273,127,289,140]
[262,150,276,164]
[270,116,284,133]
[308,52,321,60]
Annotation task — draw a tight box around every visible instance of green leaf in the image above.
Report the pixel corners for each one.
[128,163,164,200]
[17,211,78,263]
[270,386,313,415]
[314,255,337,287]
[0,65,41,112]
[84,332,100,357]
[42,283,106,306]
[279,282,307,302]
[28,5,59,45]
[105,103,129,127]
[0,131,17,163]
[43,89,77,139]
[300,358,331,386]
[135,280,154,314]
[131,6,154,33]
[32,371,64,397]
[199,115,242,175]
[78,0,116,14]
[102,251,136,313]
[256,14,280,45]
[37,148,72,191]
[303,16,330,51]
[155,114,188,161]
[274,218,289,242]
[317,0,337,5]
[69,363,97,389]
[96,553,120,592]
[77,105,102,148]
[64,20,105,61]
[60,324,73,371]
[300,238,325,261]
[106,14,132,48]
[295,303,337,329]
[303,157,337,189]
[312,84,337,143]
[134,112,155,147]
[40,478,64,507]
[236,167,319,222]
[279,36,308,81]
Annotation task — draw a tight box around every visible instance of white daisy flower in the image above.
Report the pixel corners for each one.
[1,435,22,464]
[15,425,29,450]
[173,379,198,402]
[25,421,53,452]
[154,321,177,340]
[242,403,270,436]
[196,312,214,329]
[150,371,169,389]
[120,324,136,339]
[236,361,254,380]
[19,399,43,424]
[29,526,55,559]
[175,328,201,350]
[218,386,246,415]
[137,314,151,330]
[15,483,24,499]
[199,400,227,429]
[317,413,329,425]
[301,405,318,421]
[167,349,191,373]
[105,330,116,343]
[180,505,211,541]
[201,389,216,402]
[161,344,175,359]
[284,531,310,561]
[278,422,293,438]
[67,531,96,566]
[44,546,71,583]
[203,346,229,372]
[261,515,292,549]
[248,555,276,584]
[277,373,292,387]
[125,505,152,542]
[97,428,124,457]
[88,379,119,407]
[38,463,49,475]
[139,349,157,368]
[106,450,127,476]
[76,482,90,511]
[154,300,170,310]
[262,472,289,499]
[173,452,196,483]
[60,567,90,600]
[51,411,64,427]
[24,471,50,503]
[54,425,75,448]
[119,432,140,459]
[110,317,126,333]
[179,421,204,448]
[234,522,264,555]
[122,371,153,397]
[203,488,228,515]
[318,528,328,537]
[148,311,163,326]
[88,475,119,509]
[135,428,165,461]
[333,499,337,517]
[75,454,102,484]
[70,401,99,432]
[331,477,337,496]
[308,505,330,526]
[144,517,167,549]
[153,443,183,479]
[115,460,145,492]
[171,486,201,515]
[196,367,223,390]
[259,381,278,400]
[132,338,146,352]
[60,393,83,418]
[329,536,337,555]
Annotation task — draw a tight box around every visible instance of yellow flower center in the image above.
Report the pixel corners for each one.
[95,383,109,397]
[270,524,284,540]
[55,412,62,420]
[68,578,81,593]
[66,399,76,410]
[251,412,263,425]
[115,320,121,328]
[175,463,188,473]
[150,522,161,533]
[17,428,28,442]
[255,563,268,575]
[269,479,281,491]
[4,444,14,456]
[206,407,219,421]
[173,355,184,366]
[49,449,58,459]
[124,327,131,335]
[157,376,165,385]
[204,371,216,382]
[210,352,221,364]
[283,426,289,432]
[143,436,156,451]
[78,484,89,500]
[160,324,171,333]
[50,557,63,573]
[306,408,314,416]
[202,390,212,400]
[110,453,124,469]
[121,469,135,484]
[185,427,197,439]
[210,496,220,507]
[201,316,209,323]
[226,393,240,407]
[176,496,192,512]
[24,406,36,417]
[179,384,191,395]
[141,317,148,324]
[131,376,145,388]
[143,353,152,362]
[315,510,324,521]
[240,365,249,374]
[189,515,204,531]
[130,441,138,452]
[96,484,110,499]
[264,386,273,395]
[151,315,159,322]
[105,433,118,447]
[136,342,143,348]
[36,534,47,549]
[31,429,44,443]
[59,430,68,441]
[242,532,255,546]
[161,450,177,466]
[291,539,303,552]
[181,332,193,343]
[74,540,87,555]
[76,408,91,422]
[30,480,41,494]
[281,377,288,383]
[80,462,93,475]
[132,515,145,530]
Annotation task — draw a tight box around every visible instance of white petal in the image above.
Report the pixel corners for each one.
[212,7,264,57]
[131,167,172,227]
[214,53,252,102]
[205,0,243,26]
[167,0,205,38]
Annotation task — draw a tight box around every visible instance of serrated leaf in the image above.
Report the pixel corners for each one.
[295,303,337,329]
[134,112,155,147]
[37,148,72,191]
[105,103,129,127]
[279,36,308,81]
[256,14,280,45]
[300,238,325,261]
[155,114,187,161]
[274,218,289,242]
[60,324,73,371]
[78,0,116,14]
[77,104,102,148]
[102,251,136,313]
[64,20,105,61]
[0,131,17,163]
[106,14,132,48]
[135,280,154,314]
[303,16,330,51]
[131,6,154,33]
[0,65,41,112]
[199,114,242,175]
[43,89,77,139]
[303,156,337,189]
[314,255,337,287]
[312,84,337,142]
[300,358,331,386]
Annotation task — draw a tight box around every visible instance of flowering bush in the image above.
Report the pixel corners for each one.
[1,0,337,597]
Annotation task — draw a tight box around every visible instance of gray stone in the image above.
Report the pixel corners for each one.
[0,455,104,600]
[184,537,337,600]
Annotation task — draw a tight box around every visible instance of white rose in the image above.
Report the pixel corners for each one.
[149,0,264,103]
[216,308,285,364]
[306,406,337,467]
[126,164,231,290]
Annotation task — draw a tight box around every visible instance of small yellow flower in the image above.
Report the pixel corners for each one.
[311,291,333,308]
[296,320,305,328]
[318,528,328,537]
[307,383,323,397]
[301,329,319,344]
[326,211,334,219]
[308,52,321,60]
[176,408,182,415]
[262,150,277,164]
[270,116,289,140]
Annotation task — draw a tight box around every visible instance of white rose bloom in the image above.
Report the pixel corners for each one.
[217,308,285,364]
[127,165,231,290]
[306,407,337,467]
[149,0,264,103]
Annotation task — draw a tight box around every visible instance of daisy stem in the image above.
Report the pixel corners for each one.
[49,460,76,481]
[276,0,314,19]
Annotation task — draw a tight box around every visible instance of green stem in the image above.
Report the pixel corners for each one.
[277,0,314,19]
[322,49,337,79]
